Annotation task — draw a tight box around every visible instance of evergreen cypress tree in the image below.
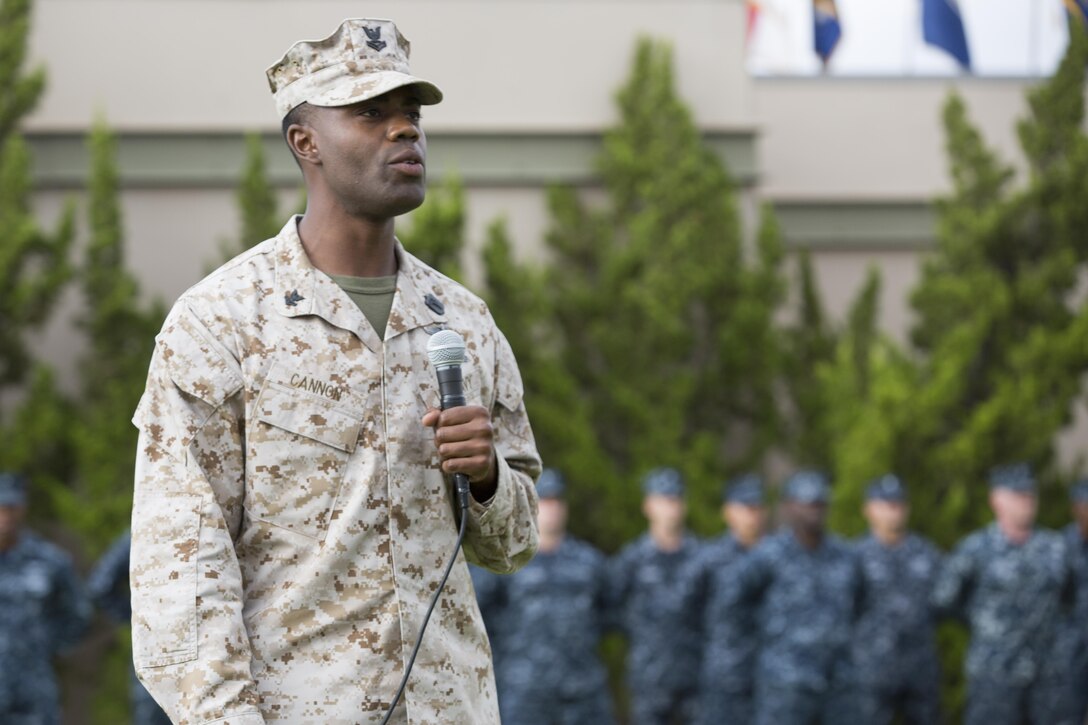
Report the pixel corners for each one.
[212,132,283,266]
[0,0,75,401]
[485,38,788,545]
[58,118,165,557]
[399,175,467,280]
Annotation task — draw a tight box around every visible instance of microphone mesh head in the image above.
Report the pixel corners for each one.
[427,329,466,368]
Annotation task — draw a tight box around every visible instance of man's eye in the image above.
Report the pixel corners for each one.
[408,111,422,122]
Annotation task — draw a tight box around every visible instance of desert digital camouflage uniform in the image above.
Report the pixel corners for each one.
[130,217,541,725]
[0,516,91,725]
[86,530,171,725]
[932,464,1076,725]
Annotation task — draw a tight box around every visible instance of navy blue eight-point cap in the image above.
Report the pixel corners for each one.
[642,467,685,498]
[783,470,831,504]
[0,472,29,507]
[536,468,566,500]
[988,462,1036,493]
[866,474,908,503]
[723,473,765,505]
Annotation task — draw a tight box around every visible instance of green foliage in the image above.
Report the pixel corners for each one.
[483,38,788,547]
[825,23,1088,718]
[0,0,75,397]
[58,118,165,558]
[399,175,467,280]
[212,133,284,268]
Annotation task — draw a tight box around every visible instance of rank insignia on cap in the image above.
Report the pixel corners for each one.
[363,26,386,52]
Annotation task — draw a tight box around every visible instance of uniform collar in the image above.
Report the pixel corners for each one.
[273,216,448,351]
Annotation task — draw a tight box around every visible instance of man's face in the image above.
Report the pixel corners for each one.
[537,498,568,538]
[863,500,910,536]
[990,488,1037,529]
[0,504,25,545]
[784,500,827,535]
[298,86,428,220]
[723,502,766,544]
[643,494,686,531]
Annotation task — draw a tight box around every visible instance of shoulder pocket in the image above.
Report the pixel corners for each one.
[131,493,202,668]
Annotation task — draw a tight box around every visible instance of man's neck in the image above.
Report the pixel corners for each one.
[997,520,1033,546]
[734,530,761,550]
[872,528,906,548]
[298,207,398,278]
[793,527,824,551]
[538,531,564,554]
[0,534,19,554]
[649,525,684,553]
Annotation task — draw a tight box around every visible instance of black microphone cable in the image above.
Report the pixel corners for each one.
[379,475,470,725]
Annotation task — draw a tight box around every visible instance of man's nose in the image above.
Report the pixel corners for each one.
[388,116,420,141]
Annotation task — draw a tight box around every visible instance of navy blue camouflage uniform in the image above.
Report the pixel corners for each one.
[1059,480,1088,723]
[611,468,704,725]
[0,473,92,725]
[851,475,942,725]
[722,471,862,725]
[87,529,171,725]
[695,474,765,725]
[471,470,615,725]
[932,464,1077,725]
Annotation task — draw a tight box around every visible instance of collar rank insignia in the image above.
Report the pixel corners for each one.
[424,293,445,316]
[363,26,386,52]
[284,289,305,307]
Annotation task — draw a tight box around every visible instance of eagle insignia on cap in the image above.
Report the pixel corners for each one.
[363,26,386,52]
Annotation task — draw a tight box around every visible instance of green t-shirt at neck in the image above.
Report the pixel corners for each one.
[329,274,397,340]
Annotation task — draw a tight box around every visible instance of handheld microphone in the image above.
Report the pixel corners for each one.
[426,330,471,508]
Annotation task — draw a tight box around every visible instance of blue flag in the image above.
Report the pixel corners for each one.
[813,0,842,63]
[922,0,971,70]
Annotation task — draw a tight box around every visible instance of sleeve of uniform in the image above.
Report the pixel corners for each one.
[130,302,265,725]
[931,536,975,621]
[605,546,636,635]
[47,549,93,655]
[462,323,541,575]
[87,530,132,623]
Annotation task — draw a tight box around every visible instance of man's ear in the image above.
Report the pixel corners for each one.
[286,122,321,165]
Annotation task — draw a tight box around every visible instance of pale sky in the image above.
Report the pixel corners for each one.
[749,0,1072,76]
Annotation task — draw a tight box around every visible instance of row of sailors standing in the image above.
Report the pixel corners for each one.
[471,463,1088,725]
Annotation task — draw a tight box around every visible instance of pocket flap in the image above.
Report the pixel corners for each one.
[255,382,364,453]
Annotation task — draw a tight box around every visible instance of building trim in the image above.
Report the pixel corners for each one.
[26,129,759,190]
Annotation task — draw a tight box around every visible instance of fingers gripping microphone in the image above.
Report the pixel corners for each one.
[426,330,471,508]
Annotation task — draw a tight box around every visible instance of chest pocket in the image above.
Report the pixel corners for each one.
[247,380,364,540]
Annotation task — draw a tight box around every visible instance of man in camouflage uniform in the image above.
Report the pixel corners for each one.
[1059,479,1088,722]
[0,472,92,725]
[130,19,540,725]
[722,470,861,725]
[695,473,766,725]
[933,463,1077,725]
[610,467,704,725]
[475,469,614,725]
[87,529,171,725]
[851,474,942,725]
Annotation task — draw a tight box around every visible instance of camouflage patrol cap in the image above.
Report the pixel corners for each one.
[783,470,831,504]
[642,467,685,499]
[988,462,1036,493]
[0,472,28,507]
[723,473,765,505]
[1070,478,1088,503]
[536,468,566,500]
[866,474,908,503]
[266,18,443,119]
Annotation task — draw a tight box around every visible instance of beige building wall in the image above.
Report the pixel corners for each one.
[22,0,1086,464]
